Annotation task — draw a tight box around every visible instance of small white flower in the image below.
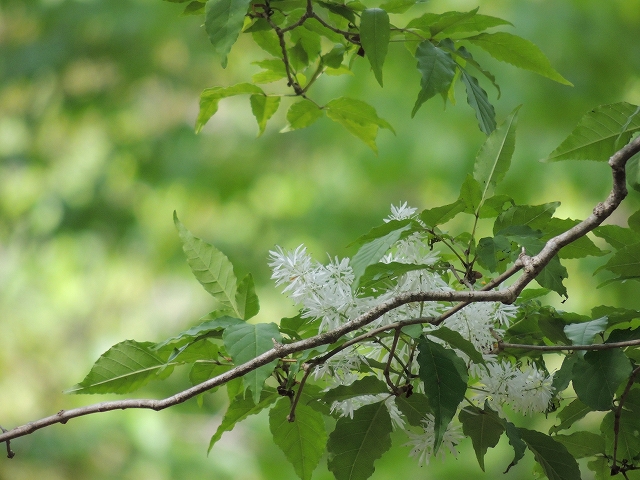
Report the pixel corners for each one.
[385,202,418,222]
[404,414,462,466]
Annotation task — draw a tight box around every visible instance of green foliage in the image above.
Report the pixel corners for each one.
[518,429,581,480]
[360,9,390,87]
[459,404,504,471]
[572,349,632,410]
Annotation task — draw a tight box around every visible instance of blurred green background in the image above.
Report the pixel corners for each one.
[1,0,640,478]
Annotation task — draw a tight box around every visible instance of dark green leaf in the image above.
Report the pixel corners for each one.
[208,388,279,451]
[572,349,632,410]
[458,174,483,214]
[467,32,572,85]
[325,97,395,153]
[327,402,392,480]
[394,393,431,426]
[419,199,465,226]
[427,326,485,364]
[476,235,511,272]
[358,262,435,296]
[551,355,579,394]
[360,8,390,87]
[553,431,605,459]
[461,69,496,134]
[593,305,640,325]
[593,225,640,249]
[494,202,559,235]
[270,397,327,480]
[67,341,168,394]
[417,337,468,452]
[547,102,640,161]
[459,405,504,471]
[412,41,456,117]
[518,428,581,480]
[195,83,264,133]
[204,0,252,67]
[348,219,415,248]
[223,322,282,403]
[503,420,526,472]
[549,399,591,434]
[321,376,389,404]
[601,407,640,462]
[541,218,606,259]
[596,242,640,278]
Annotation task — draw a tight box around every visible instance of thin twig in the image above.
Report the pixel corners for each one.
[288,363,314,422]
[497,338,640,352]
[0,427,14,459]
[612,365,640,473]
[383,330,402,394]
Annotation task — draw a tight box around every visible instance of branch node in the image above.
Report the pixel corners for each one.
[272,338,286,353]
[0,426,15,459]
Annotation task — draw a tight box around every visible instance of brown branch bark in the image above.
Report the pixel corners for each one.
[2,136,640,449]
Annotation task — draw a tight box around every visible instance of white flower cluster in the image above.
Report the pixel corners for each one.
[269,203,554,466]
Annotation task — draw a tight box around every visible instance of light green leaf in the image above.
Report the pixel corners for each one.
[593,224,640,249]
[327,402,392,480]
[281,100,324,132]
[235,273,260,320]
[459,405,504,471]
[67,341,168,394]
[563,317,608,346]
[351,223,413,290]
[252,58,287,83]
[154,314,243,349]
[494,202,559,235]
[325,97,395,152]
[467,32,572,85]
[181,1,206,16]
[379,0,418,14]
[427,326,485,365]
[572,349,632,410]
[250,94,281,136]
[460,69,496,135]
[412,41,456,117]
[549,399,592,434]
[348,219,414,248]
[419,199,465,226]
[196,83,264,133]
[174,212,241,315]
[322,43,346,68]
[223,322,282,403]
[518,428,581,480]
[473,107,519,203]
[205,0,252,67]
[406,11,511,37]
[270,397,327,480]
[458,174,483,214]
[321,376,389,405]
[208,388,279,452]
[417,336,468,452]
[553,431,605,459]
[360,8,390,87]
[547,102,640,161]
[394,393,431,426]
[252,29,282,56]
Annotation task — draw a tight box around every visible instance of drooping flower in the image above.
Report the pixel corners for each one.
[403,414,462,466]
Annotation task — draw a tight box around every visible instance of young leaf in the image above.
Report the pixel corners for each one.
[412,41,457,117]
[379,0,417,14]
[66,341,168,394]
[327,401,392,480]
[473,106,519,203]
[518,428,581,480]
[360,8,390,87]
[459,404,504,471]
[196,83,264,133]
[281,100,324,132]
[460,69,497,134]
[321,376,389,404]
[417,336,468,452]
[394,393,431,426]
[563,317,608,346]
[223,322,282,403]
[572,349,632,410]
[466,32,572,85]
[174,212,240,316]
[553,431,605,459]
[351,222,413,290]
[548,399,591,434]
[235,273,260,320]
[250,94,280,136]
[458,174,483,214]
[547,103,640,161]
[325,97,395,153]
[205,0,252,67]
[252,58,287,83]
[269,397,327,480]
[208,388,279,452]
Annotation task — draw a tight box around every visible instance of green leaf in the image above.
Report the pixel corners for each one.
[593,224,640,249]
[174,212,242,315]
[406,11,511,37]
[321,376,389,404]
[553,431,605,459]
[325,97,395,153]
[189,361,231,385]
[250,94,281,136]
[269,397,327,480]
[351,223,413,290]
[494,202,559,235]
[208,388,279,452]
[252,58,287,84]
[195,83,264,133]
[358,262,436,296]
[593,305,640,325]
[281,99,324,132]
[67,341,168,394]
[473,106,519,202]
[476,235,512,272]
[412,41,457,117]
[181,1,206,16]
[154,314,243,349]
[252,29,282,57]
[223,322,282,403]
[467,32,572,86]
[459,405,504,471]
[327,401,392,480]
[458,174,483,214]
[460,69,496,135]
[419,199,465,226]
[518,428,581,480]
[360,8,390,87]
[348,219,415,248]
[235,273,260,320]
[563,317,608,346]
[547,102,640,161]
[549,399,591,434]
[417,336,468,452]
[572,349,632,410]
[427,326,485,365]
[601,388,640,461]
[551,354,579,394]
[542,218,606,259]
[379,0,418,14]
[394,393,431,426]
[503,420,526,472]
[204,0,252,67]
[321,44,346,68]
[596,242,640,278]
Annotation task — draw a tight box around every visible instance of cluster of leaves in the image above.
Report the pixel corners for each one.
[67,102,640,480]
[166,0,571,151]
